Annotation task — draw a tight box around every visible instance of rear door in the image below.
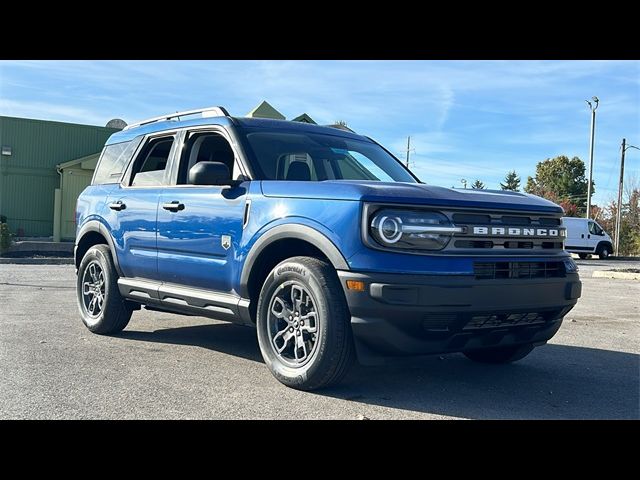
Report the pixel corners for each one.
[156,128,249,293]
[109,133,178,281]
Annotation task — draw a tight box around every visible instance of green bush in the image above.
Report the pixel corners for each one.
[0,222,11,252]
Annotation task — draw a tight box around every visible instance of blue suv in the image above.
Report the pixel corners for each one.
[75,106,582,390]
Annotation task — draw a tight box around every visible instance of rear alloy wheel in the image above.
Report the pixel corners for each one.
[77,244,132,334]
[256,256,354,390]
[463,343,535,364]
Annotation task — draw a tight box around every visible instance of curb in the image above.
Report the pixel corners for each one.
[592,270,640,280]
[0,258,73,265]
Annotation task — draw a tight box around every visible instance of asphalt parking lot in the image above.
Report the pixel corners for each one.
[1,260,638,419]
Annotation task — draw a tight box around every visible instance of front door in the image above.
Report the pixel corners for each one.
[587,221,605,251]
[157,129,248,293]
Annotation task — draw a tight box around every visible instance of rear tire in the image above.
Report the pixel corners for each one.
[76,244,132,334]
[578,253,588,259]
[256,256,355,390]
[463,343,535,364]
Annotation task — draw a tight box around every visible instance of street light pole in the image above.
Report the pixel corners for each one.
[585,96,599,219]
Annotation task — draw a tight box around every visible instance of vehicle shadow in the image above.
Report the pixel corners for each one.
[118,323,639,419]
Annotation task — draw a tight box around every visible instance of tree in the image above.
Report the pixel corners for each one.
[471,180,486,190]
[595,178,640,256]
[524,155,593,215]
[500,170,521,191]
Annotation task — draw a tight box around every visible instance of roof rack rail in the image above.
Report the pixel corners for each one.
[325,124,356,133]
[123,106,230,130]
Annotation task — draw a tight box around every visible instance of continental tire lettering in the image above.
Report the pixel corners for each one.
[276,265,306,276]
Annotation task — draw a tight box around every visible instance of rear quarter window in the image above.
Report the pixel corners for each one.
[92,137,143,185]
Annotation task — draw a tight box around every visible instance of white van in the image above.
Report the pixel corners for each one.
[562,217,613,259]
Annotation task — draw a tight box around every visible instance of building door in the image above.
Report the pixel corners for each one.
[60,168,94,240]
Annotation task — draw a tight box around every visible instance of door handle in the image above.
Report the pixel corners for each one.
[581,234,584,238]
[162,201,185,212]
[109,201,126,211]
[587,234,591,239]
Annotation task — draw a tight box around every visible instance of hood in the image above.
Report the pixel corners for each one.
[260,180,563,214]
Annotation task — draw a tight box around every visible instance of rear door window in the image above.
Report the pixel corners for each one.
[129,136,175,187]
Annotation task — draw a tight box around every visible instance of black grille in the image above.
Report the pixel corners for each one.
[464,312,546,329]
[474,261,566,280]
[452,213,561,227]
[422,313,458,332]
[454,240,494,249]
[504,241,534,249]
[452,213,491,224]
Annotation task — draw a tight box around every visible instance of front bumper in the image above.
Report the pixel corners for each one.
[337,270,581,361]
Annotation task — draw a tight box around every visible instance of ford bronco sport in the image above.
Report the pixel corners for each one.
[75,106,582,390]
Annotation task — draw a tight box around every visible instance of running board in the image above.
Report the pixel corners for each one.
[117,278,253,325]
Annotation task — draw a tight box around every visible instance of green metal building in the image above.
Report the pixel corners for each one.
[0,116,119,240]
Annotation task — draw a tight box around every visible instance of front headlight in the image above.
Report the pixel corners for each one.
[368,208,461,251]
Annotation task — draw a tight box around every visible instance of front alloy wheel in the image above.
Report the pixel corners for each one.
[268,281,319,366]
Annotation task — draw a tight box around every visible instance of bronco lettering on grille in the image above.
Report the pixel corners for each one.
[472,226,561,237]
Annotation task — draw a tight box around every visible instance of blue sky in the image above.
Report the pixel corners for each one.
[1,60,638,205]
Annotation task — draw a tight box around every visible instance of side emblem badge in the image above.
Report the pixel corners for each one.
[221,235,231,250]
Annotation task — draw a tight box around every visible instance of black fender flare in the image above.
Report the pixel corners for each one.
[239,224,349,298]
[75,220,123,276]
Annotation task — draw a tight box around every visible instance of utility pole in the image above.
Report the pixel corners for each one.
[585,96,599,219]
[406,136,411,168]
[615,139,640,255]
[615,138,626,256]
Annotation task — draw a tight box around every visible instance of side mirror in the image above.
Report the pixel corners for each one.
[188,161,233,186]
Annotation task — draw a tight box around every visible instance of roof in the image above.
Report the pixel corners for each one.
[291,113,317,124]
[58,152,100,170]
[0,115,120,132]
[245,101,285,120]
[106,115,367,145]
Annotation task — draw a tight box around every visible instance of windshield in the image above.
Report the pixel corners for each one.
[243,131,417,183]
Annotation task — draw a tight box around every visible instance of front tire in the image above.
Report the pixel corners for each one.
[256,256,354,390]
[463,343,535,364]
[76,244,132,334]
[598,245,611,259]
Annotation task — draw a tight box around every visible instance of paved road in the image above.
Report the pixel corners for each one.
[1,263,638,419]
[573,257,640,276]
